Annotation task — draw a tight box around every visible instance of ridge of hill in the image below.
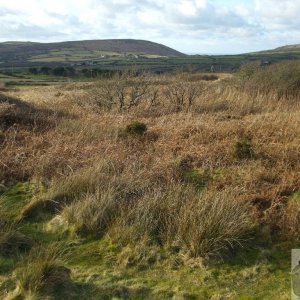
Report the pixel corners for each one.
[0,39,185,66]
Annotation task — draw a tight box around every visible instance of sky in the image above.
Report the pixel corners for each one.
[0,0,299,54]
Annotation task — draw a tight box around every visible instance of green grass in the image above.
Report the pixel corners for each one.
[0,182,42,219]
[0,183,297,299]
[29,49,124,62]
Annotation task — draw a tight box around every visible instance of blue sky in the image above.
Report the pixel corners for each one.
[0,0,299,54]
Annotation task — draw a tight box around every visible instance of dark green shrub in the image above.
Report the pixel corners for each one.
[28,67,38,75]
[183,169,211,191]
[125,121,147,136]
[233,135,254,159]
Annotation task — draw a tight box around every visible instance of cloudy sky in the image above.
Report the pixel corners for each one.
[0,0,299,54]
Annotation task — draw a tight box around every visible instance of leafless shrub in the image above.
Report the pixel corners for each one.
[164,80,201,111]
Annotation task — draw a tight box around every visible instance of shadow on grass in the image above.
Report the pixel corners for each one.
[0,92,70,130]
[74,282,152,300]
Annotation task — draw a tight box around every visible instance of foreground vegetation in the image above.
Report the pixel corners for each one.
[0,61,300,299]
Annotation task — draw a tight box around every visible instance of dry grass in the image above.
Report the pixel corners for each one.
[1,62,300,261]
[12,244,74,299]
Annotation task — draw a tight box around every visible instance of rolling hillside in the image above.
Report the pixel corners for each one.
[269,44,300,53]
[0,39,185,67]
[1,40,300,73]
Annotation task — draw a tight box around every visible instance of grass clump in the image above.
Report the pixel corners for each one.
[280,191,300,240]
[0,207,32,257]
[177,189,253,258]
[54,170,152,236]
[125,121,147,136]
[114,185,253,259]
[233,135,254,160]
[60,188,118,236]
[14,244,74,299]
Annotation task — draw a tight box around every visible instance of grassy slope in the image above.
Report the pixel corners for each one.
[0,39,184,66]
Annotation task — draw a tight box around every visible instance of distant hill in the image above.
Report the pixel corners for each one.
[271,44,300,53]
[253,44,300,54]
[1,40,300,72]
[0,39,185,67]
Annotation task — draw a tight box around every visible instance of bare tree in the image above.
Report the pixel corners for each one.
[128,74,150,109]
[164,80,201,111]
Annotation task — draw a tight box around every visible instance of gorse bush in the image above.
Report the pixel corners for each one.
[125,121,147,135]
[233,135,254,160]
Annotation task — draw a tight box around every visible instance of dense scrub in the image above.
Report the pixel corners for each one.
[0,62,299,298]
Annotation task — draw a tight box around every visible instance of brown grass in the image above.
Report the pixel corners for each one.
[1,63,300,258]
[13,244,74,299]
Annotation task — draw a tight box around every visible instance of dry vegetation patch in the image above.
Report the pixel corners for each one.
[1,62,300,296]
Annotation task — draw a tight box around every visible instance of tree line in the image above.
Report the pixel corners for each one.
[28,67,121,78]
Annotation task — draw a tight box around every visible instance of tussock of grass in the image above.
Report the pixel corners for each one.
[110,185,252,259]
[61,187,118,236]
[14,244,74,299]
[280,192,300,240]
[177,189,253,258]
[0,207,32,257]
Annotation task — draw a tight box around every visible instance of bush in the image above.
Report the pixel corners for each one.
[233,135,254,160]
[164,80,201,111]
[52,67,67,77]
[236,61,300,100]
[28,67,38,75]
[125,121,147,136]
